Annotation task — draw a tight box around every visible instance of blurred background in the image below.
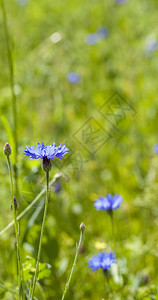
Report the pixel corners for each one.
[0,0,158,299]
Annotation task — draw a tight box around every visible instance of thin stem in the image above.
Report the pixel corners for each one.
[61,228,84,300]
[109,210,114,235]
[103,270,111,297]
[28,283,32,299]
[0,173,62,237]
[30,171,49,300]
[1,0,18,197]
[0,281,18,298]
[7,156,23,299]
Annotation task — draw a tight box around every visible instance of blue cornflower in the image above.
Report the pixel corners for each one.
[85,27,108,45]
[53,182,61,193]
[24,142,69,172]
[24,142,69,160]
[67,72,81,84]
[115,0,129,4]
[17,0,29,6]
[146,40,158,52]
[153,144,158,153]
[85,33,100,45]
[97,27,109,38]
[88,251,116,271]
[94,194,123,211]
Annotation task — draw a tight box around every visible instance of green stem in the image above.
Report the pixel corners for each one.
[61,228,84,300]
[0,173,62,237]
[109,210,114,235]
[1,0,18,197]
[28,283,32,299]
[103,270,111,297]
[30,171,49,300]
[7,156,23,299]
[0,281,18,298]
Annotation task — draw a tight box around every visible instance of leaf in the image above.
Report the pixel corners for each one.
[23,256,36,281]
[38,262,52,280]
[38,268,51,280]
[22,256,52,282]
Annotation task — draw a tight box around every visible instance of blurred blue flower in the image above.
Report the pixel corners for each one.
[94,194,123,211]
[85,33,99,45]
[153,144,158,153]
[88,251,116,271]
[85,27,108,45]
[115,0,128,4]
[97,27,108,38]
[17,0,29,6]
[24,142,69,160]
[146,40,158,52]
[67,72,81,84]
[53,182,61,193]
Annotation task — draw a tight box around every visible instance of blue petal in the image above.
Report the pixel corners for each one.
[153,144,158,153]
[88,251,116,271]
[112,194,123,209]
[94,194,123,211]
[23,142,69,160]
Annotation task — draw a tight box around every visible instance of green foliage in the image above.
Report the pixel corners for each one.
[0,0,158,299]
[23,256,51,282]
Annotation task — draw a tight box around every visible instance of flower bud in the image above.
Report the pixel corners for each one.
[3,142,12,156]
[42,157,52,172]
[10,196,18,211]
[80,222,86,231]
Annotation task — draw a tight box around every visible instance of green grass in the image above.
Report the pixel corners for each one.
[0,0,158,299]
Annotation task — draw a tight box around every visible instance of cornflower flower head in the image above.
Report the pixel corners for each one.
[85,27,108,45]
[115,0,129,4]
[146,40,158,52]
[97,27,109,38]
[153,144,158,153]
[53,182,61,194]
[88,251,116,271]
[67,72,81,84]
[24,142,69,172]
[94,194,123,211]
[17,0,29,6]
[85,33,100,45]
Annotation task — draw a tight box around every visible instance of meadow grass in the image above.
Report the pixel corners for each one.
[0,0,158,299]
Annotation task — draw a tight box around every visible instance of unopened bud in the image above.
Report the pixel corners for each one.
[3,142,12,156]
[42,157,52,172]
[10,196,18,211]
[80,222,86,231]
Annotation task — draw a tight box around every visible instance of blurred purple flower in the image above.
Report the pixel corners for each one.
[94,194,123,211]
[115,0,129,4]
[67,72,81,84]
[88,251,116,271]
[17,0,29,6]
[153,144,158,153]
[85,27,108,45]
[85,33,99,45]
[53,182,61,194]
[146,40,158,52]
[97,27,108,38]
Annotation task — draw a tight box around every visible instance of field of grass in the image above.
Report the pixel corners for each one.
[0,0,158,299]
